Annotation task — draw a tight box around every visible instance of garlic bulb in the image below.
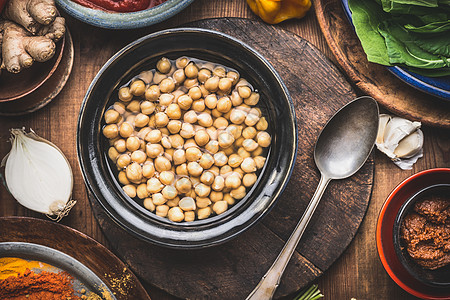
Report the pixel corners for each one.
[1,128,75,221]
[375,114,424,170]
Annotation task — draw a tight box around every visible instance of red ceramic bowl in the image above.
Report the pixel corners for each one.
[376,168,450,300]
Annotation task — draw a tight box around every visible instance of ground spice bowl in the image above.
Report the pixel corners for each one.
[77,28,298,249]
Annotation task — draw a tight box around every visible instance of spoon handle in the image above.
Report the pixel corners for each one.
[246,175,331,300]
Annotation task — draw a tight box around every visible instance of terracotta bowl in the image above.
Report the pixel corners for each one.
[0,35,65,102]
[377,168,450,299]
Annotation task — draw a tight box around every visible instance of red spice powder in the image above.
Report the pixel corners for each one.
[0,268,81,300]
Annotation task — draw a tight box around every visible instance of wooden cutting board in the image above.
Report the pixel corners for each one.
[90,18,374,299]
[315,0,450,128]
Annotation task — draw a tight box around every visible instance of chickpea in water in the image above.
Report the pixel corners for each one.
[102,56,272,222]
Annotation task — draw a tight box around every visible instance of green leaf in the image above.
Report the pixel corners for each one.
[348,0,391,65]
[405,20,450,32]
[406,66,450,76]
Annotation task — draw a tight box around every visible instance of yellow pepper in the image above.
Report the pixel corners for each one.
[246,0,311,24]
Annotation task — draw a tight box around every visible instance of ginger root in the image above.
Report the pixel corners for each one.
[0,0,65,74]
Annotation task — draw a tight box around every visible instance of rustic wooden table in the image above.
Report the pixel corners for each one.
[0,0,448,299]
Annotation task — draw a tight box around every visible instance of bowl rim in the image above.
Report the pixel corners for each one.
[55,0,195,29]
[376,168,450,299]
[77,27,298,248]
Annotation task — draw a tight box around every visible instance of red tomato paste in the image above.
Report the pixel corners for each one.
[72,0,167,13]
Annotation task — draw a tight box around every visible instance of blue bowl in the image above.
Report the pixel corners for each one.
[55,0,194,29]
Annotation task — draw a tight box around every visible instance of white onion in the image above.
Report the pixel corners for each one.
[1,128,75,221]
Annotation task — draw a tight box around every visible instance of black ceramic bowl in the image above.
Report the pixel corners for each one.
[77,28,298,249]
[393,184,450,288]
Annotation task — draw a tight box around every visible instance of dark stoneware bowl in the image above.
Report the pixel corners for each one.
[77,28,298,249]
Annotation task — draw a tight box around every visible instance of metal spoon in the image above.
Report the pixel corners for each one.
[246,96,379,300]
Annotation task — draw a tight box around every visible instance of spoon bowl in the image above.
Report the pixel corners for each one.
[247,96,379,299]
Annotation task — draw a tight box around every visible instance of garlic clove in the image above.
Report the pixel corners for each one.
[394,129,424,158]
[376,114,391,145]
[375,114,424,170]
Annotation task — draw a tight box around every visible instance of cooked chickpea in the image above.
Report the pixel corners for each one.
[177,94,193,110]
[209,191,223,203]
[256,117,268,131]
[205,140,219,154]
[204,76,219,92]
[230,186,246,200]
[145,129,161,143]
[197,207,212,220]
[213,117,228,129]
[230,109,246,124]
[172,69,185,84]
[113,101,125,114]
[167,120,182,134]
[257,131,271,147]
[143,198,155,211]
[129,80,145,96]
[213,201,228,215]
[119,122,133,138]
[175,177,192,194]
[159,93,174,106]
[157,57,171,74]
[114,139,127,153]
[155,112,169,127]
[188,86,202,100]
[162,185,177,200]
[166,196,180,207]
[241,157,257,173]
[126,136,140,152]
[242,139,259,152]
[218,132,234,149]
[235,136,245,148]
[183,211,195,222]
[173,149,186,165]
[180,123,195,139]
[224,173,242,190]
[183,110,197,123]
[126,100,141,113]
[167,207,184,222]
[183,78,198,89]
[244,92,260,106]
[243,173,257,187]
[145,84,160,101]
[217,96,232,113]
[196,198,212,209]
[118,171,130,185]
[147,178,164,194]
[218,78,233,93]
[126,162,143,183]
[199,153,214,169]
[220,165,233,176]
[187,162,203,177]
[103,124,119,139]
[108,147,119,162]
[195,183,211,198]
[146,143,163,158]
[176,163,188,176]
[156,204,169,217]
[223,193,235,205]
[213,152,228,167]
[194,130,210,146]
[155,156,172,172]
[179,197,196,211]
[213,66,226,77]
[198,68,211,83]
[254,156,266,169]
[133,113,148,128]
[142,162,155,178]
[228,154,243,168]
[185,62,199,78]
[212,175,225,191]
[209,166,220,176]
[227,71,239,85]
[136,183,149,199]
[252,146,263,157]
[238,85,252,99]
[237,147,251,159]
[166,103,181,119]
[116,154,131,168]
[118,87,133,102]
[204,94,217,109]
[197,112,213,127]
[200,171,215,186]
[243,127,257,139]
[105,109,120,124]
[245,112,260,127]
[231,90,243,106]
[168,134,184,148]
[159,171,174,185]
[185,147,202,162]
[176,57,189,68]
[192,99,205,112]
[123,185,137,198]
[131,150,147,164]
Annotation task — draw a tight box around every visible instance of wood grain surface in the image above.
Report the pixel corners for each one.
[314,0,450,128]
[0,217,151,300]
[88,17,373,300]
[0,1,449,299]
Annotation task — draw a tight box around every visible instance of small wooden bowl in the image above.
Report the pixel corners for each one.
[0,35,65,102]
